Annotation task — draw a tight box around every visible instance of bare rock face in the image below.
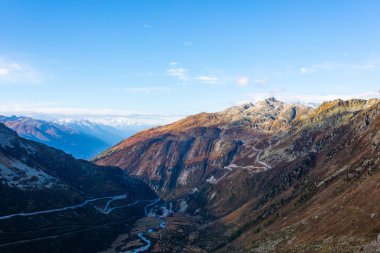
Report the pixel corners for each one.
[220,97,311,130]
[94,98,312,198]
[206,98,380,252]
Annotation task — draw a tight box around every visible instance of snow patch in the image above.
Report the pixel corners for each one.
[0,158,57,190]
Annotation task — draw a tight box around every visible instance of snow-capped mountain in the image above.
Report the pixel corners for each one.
[0,116,149,159]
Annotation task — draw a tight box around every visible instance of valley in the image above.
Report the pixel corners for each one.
[1,98,380,252]
[2,1,379,251]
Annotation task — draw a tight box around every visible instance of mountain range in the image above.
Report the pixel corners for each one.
[0,116,145,159]
[94,98,380,252]
[0,98,379,252]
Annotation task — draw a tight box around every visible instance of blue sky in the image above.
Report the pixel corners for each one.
[0,0,380,123]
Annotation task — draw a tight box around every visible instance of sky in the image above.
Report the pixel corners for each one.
[0,0,380,125]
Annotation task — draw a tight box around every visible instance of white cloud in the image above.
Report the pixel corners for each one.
[143,24,152,29]
[236,76,250,86]
[0,103,184,127]
[299,67,314,74]
[0,57,42,84]
[170,61,178,66]
[299,64,331,74]
[0,67,10,76]
[167,67,188,80]
[196,75,219,84]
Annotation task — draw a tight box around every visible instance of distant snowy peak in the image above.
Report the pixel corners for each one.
[64,119,96,128]
[304,102,320,108]
[217,98,313,131]
[57,118,151,131]
[52,115,177,129]
[0,115,156,159]
[236,97,309,110]
[0,116,114,159]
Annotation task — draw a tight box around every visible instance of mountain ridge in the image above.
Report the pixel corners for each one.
[0,122,156,252]
[93,97,380,252]
[0,115,137,159]
[94,98,313,161]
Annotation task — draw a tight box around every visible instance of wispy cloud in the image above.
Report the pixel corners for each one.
[167,62,224,85]
[167,67,188,80]
[0,57,43,84]
[196,75,219,84]
[0,103,184,126]
[167,63,252,87]
[124,87,170,93]
[143,24,152,29]
[236,76,250,86]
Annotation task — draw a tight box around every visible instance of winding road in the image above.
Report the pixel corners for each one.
[206,142,272,185]
[0,195,163,251]
[0,194,127,221]
[249,147,272,170]
[0,194,164,221]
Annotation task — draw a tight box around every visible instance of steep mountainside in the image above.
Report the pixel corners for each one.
[0,116,125,159]
[183,98,380,252]
[0,123,155,252]
[94,98,312,198]
[94,98,380,252]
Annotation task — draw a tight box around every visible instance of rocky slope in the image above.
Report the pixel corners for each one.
[185,98,380,252]
[94,98,312,198]
[94,98,380,252]
[0,123,156,252]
